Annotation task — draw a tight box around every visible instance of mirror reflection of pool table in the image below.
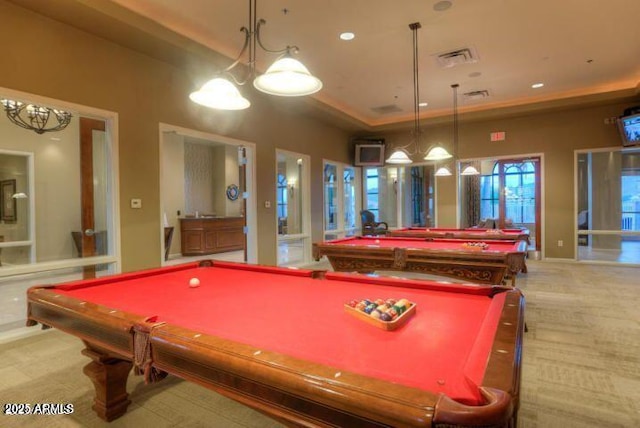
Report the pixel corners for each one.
[313,236,528,286]
[27,261,524,427]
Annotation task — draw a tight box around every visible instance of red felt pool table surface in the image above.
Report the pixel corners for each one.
[28,261,524,427]
[323,236,522,252]
[57,263,500,403]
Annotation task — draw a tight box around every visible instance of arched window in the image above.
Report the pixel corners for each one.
[480,161,535,223]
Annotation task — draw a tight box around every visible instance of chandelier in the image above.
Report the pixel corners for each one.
[190,0,322,110]
[1,99,72,134]
[386,22,452,165]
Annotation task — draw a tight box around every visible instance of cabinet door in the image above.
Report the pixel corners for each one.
[216,228,245,250]
[204,230,217,252]
[182,230,204,254]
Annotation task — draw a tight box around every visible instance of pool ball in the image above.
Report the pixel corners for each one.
[189,278,200,287]
[364,303,378,314]
[379,313,392,322]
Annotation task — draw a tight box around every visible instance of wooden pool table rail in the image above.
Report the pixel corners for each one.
[313,239,527,286]
[387,228,530,245]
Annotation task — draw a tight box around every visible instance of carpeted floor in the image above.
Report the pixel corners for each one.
[0,260,638,427]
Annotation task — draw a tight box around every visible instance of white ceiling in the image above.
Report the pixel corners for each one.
[108,0,640,127]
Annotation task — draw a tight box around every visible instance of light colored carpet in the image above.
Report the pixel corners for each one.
[0,260,638,427]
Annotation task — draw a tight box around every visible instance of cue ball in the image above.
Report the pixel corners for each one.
[189,278,200,288]
[375,239,380,244]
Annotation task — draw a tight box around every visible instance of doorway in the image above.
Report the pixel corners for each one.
[159,124,257,265]
[461,156,542,251]
[276,150,311,266]
[576,147,640,264]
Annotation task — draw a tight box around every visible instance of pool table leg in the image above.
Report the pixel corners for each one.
[81,345,133,421]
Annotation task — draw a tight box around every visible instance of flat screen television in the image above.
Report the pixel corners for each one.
[617,113,640,147]
[354,142,385,166]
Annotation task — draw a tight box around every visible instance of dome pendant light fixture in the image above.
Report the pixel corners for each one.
[190,0,322,110]
[253,52,322,96]
[461,165,480,175]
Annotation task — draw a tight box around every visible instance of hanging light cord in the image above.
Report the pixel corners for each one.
[222,0,295,84]
[411,22,421,142]
[452,83,459,157]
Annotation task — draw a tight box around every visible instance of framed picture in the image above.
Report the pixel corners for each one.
[1,179,17,222]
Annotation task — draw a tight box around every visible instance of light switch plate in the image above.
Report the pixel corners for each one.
[131,198,142,209]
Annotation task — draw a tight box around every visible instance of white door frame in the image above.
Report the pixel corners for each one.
[158,123,258,264]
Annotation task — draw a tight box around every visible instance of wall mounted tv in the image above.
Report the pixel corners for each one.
[354,140,385,166]
[618,112,640,147]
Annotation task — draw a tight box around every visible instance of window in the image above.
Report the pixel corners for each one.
[343,167,356,232]
[323,161,360,240]
[480,161,536,223]
[324,164,337,230]
[504,162,536,224]
[621,171,640,231]
[364,168,379,220]
[277,173,287,219]
[410,167,424,225]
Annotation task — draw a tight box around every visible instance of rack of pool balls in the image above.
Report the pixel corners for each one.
[461,241,489,250]
[344,298,416,331]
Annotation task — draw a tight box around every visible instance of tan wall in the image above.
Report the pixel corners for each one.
[0,1,350,271]
[377,101,640,258]
[0,117,81,263]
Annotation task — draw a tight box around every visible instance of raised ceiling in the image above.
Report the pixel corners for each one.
[11,0,640,130]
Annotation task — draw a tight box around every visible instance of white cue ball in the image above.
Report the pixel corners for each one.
[375,239,380,244]
[189,277,200,288]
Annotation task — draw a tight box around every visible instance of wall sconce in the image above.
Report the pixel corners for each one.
[12,192,28,199]
[1,99,72,134]
[287,178,296,196]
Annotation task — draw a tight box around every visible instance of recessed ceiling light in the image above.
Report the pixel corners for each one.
[531,83,544,89]
[433,1,452,12]
[339,32,355,41]
[419,102,428,107]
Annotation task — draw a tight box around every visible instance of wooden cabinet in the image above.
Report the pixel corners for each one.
[180,217,244,256]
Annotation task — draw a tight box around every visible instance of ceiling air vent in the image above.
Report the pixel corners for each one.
[370,104,403,114]
[463,90,490,101]
[435,47,479,68]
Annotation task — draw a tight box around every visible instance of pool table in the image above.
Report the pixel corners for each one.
[313,236,528,286]
[27,261,525,428]
[387,227,530,244]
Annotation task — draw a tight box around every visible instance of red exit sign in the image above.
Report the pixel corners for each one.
[490,131,506,142]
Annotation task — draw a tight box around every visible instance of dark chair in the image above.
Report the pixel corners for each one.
[360,210,388,236]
